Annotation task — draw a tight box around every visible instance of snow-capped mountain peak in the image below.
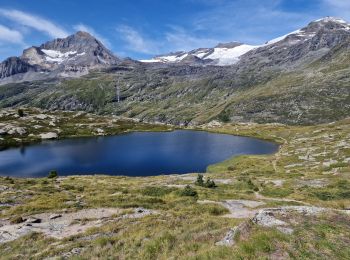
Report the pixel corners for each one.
[140,42,257,66]
[20,31,120,71]
[140,17,350,66]
[314,16,349,24]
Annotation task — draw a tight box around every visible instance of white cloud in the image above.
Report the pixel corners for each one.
[115,0,322,57]
[322,0,350,20]
[165,26,217,51]
[73,23,111,47]
[0,24,24,44]
[189,0,316,45]
[116,24,219,56]
[116,25,159,54]
[323,0,350,8]
[0,9,68,38]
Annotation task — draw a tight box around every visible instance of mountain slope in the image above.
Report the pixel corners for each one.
[0,17,349,125]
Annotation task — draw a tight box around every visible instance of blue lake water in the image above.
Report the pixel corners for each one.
[0,130,278,177]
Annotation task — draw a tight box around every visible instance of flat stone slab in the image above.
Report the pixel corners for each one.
[0,207,157,243]
[40,132,58,139]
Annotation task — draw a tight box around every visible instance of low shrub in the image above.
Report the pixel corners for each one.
[48,170,58,179]
[195,174,204,186]
[194,174,217,188]
[141,186,175,197]
[10,216,24,224]
[207,205,229,216]
[205,178,217,188]
[179,185,197,197]
[17,109,24,117]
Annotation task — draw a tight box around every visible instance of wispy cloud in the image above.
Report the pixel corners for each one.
[73,23,111,47]
[189,0,316,45]
[115,24,218,56]
[0,24,24,45]
[322,0,350,20]
[323,0,350,8]
[116,25,159,54]
[165,26,217,51]
[0,9,68,38]
[115,0,322,57]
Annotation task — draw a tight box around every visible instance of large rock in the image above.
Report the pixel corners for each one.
[40,132,58,140]
[8,127,27,136]
[0,125,27,136]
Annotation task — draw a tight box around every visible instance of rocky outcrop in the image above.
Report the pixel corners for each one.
[40,132,58,140]
[0,124,27,136]
[0,57,36,79]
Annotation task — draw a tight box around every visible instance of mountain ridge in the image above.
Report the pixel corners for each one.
[0,17,349,126]
[141,16,350,66]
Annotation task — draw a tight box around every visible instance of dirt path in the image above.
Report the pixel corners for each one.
[254,192,311,205]
[198,199,265,218]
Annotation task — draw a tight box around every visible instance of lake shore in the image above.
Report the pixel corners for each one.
[1,111,349,258]
[0,108,173,151]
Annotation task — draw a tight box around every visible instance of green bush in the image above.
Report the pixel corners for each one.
[194,174,216,188]
[205,178,217,188]
[141,186,175,197]
[17,109,24,117]
[179,185,197,197]
[227,166,236,171]
[218,110,231,122]
[48,170,58,179]
[195,174,204,186]
[4,176,14,184]
[314,191,335,201]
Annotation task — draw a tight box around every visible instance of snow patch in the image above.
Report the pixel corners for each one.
[140,45,256,65]
[265,30,302,45]
[41,49,84,63]
[194,51,209,59]
[140,53,187,63]
[205,44,257,65]
[314,17,348,24]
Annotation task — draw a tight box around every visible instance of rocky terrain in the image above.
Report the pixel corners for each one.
[0,108,172,149]
[0,17,349,125]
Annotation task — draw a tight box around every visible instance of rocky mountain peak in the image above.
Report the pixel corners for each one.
[0,31,121,81]
[313,17,349,25]
[39,31,109,55]
[302,17,350,33]
[215,42,243,48]
[75,31,94,38]
[29,31,119,67]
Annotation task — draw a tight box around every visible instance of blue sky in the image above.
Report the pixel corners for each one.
[0,0,349,60]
